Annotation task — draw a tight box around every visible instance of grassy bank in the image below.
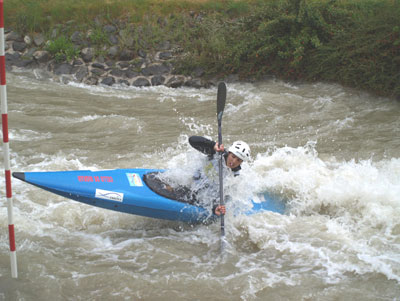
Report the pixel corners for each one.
[4,0,400,98]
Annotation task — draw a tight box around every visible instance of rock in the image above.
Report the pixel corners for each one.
[184,78,203,88]
[141,63,170,76]
[159,51,173,60]
[110,68,124,77]
[118,79,130,86]
[24,35,32,45]
[54,63,73,75]
[12,41,27,52]
[132,77,151,87]
[118,61,130,69]
[125,69,140,78]
[92,62,105,69]
[6,52,21,65]
[84,76,98,85]
[33,33,45,46]
[33,50,50,63]
[81,47,94,63]
[74,66,89,82]
[119,49,134,61]
[6,31,22,42]
[151,75,165,86]
[166,76,185,88]
[91,68,106,76]
[101,76,115,86]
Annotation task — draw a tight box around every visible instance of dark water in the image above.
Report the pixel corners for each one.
[1,70,400,300]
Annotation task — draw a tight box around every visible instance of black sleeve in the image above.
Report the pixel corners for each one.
[189,136,216,156]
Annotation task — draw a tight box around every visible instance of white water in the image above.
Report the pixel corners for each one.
[1,71,400,300]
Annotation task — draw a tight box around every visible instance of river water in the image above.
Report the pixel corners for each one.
[1,70,400,300]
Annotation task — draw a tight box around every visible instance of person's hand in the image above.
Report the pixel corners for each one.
[214,205,226,216]
[214,143,224,152]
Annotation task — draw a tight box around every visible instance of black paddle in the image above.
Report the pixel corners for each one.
[217,82,227,251]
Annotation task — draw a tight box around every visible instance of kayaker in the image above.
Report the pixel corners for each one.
[188,136,251,216]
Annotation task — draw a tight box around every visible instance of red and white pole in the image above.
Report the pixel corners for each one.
[0,0,18,278]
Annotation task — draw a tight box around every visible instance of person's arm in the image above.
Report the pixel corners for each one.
[189,136,217,156]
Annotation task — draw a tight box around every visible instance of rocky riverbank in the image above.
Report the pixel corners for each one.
[4,26,213,89]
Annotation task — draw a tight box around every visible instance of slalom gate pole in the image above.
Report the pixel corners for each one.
[0,0,18,278]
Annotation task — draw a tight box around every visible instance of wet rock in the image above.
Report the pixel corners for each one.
[74,66,89,82]
[151,75,165,86]
[132,77,151,87]
[54,63,73,75]
[118,79,130,86]
[84,76,98,85]
[101,76,115,86]
[166,76,185,88]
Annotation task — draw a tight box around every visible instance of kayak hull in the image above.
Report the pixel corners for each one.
[13,168,285,223]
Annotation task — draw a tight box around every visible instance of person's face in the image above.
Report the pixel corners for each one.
[226,153,243,169]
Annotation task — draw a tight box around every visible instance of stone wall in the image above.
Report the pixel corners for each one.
[4,27,212,89]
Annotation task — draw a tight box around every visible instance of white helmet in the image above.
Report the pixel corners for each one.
[228,141,251,161]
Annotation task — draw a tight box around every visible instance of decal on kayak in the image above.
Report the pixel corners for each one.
[95,189,123,202]
[126,173,143,187]
[78,175,113,183]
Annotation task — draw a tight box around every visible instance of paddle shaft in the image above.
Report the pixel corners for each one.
[216,82,226,242]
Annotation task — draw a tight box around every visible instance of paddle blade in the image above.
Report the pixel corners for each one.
[217,82,226,121]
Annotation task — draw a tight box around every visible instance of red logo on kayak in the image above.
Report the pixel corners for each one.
[78,176,113,183]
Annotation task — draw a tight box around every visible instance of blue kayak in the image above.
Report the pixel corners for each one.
[13,169,285,223]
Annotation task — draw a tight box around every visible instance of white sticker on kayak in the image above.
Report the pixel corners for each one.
[126,173,143,187]
[95,189,124,202]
